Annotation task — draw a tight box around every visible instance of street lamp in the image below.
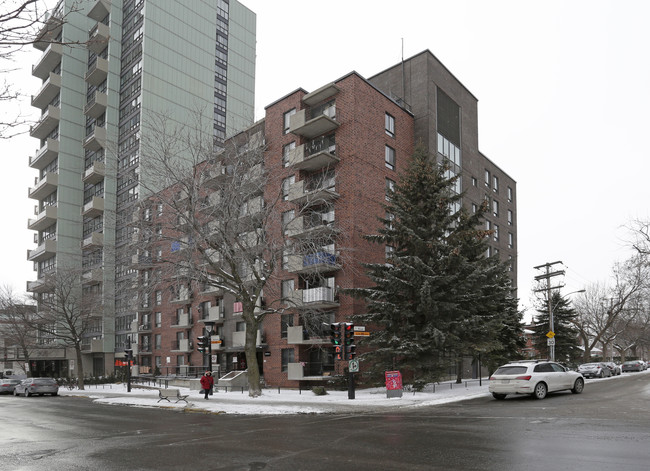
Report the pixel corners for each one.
[549,289,585,361]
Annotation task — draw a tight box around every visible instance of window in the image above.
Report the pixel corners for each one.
[281,314,293,339]
[154,334,161,349]
[507,186,513,202]
[282,141,295,167]
[282,175,295,201]
[281,279,295,300]
[385,145,395,170]
[155,290,162,305]
[282,209,294,235]
[385,245,395,259]
[472,177,477,187]
[485,170,490,187]
[507,209,513,225]
[493,224,499,241]
[508,233,514,248]
[155,312,161,327]
[492,200,499,217]
[385,113,395,137]
[283,108,296,134]
[385,178,395,200]
[281,348,295,372]
[472,203,478,213]
[493,176,499,192]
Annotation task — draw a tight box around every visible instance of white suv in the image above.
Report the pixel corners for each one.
[489,360,584,400]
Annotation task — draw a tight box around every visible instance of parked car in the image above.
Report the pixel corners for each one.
[489,360,584,400]
[577,362,611,378]
[604,362,621,376]
[13,378,59,397]
[0,379,21,394]
[622,360,644,372]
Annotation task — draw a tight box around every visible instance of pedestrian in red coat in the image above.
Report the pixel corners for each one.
[200,371,214,399]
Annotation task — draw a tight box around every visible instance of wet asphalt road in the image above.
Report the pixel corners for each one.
[1,372,649,470]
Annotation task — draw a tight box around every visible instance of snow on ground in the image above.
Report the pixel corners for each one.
[58,380,493,415]
[57,372,642,415]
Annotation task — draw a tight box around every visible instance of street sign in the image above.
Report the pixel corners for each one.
[353,326,365,331]
[354,331,369,337]
[349,359,359,372]
[547,337,556,346]
[546,331,556,338]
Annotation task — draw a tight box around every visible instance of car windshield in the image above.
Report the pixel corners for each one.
[581,364,599,367]
[623,361,638,365]
[494,366,528,375]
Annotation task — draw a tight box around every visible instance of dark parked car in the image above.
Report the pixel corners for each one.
[622,360,644,372]
[13,378,59,397]
[578,362,611,378]
[0,379,21,394]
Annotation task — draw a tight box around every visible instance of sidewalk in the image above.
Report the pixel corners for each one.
[58,380,492,415]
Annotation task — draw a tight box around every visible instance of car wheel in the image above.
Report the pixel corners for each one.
[13,389,18,396]
[52,392,58,396]
[571,378,584,394]
[599,371,604,378]
[492,393,507,400]
[533,382,547,400]
[24,390,30,397]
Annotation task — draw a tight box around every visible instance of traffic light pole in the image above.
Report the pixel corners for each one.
[348,371,355,400]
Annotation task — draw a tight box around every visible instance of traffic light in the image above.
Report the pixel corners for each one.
[343,323,355,360]
[197,336,209,354]
[330,323,342,360]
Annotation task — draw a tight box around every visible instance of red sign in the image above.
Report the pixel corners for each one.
[385,371,402,390]
[114,360,134,366]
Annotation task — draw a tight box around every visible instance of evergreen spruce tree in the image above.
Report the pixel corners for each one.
[349,145,523,387]
[532,292,581,365]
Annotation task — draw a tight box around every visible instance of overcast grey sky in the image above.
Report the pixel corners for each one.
[2,0,648,320]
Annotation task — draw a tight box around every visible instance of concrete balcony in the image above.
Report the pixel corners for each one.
[30,138,59,170]
[286,252,341,275]
[84,90,107,118]
[289,103,339,139]
[29,105,60,140]
[231,330,262,348]
[287,362,334,381]
[27,239,57,263]
[32,43,63,80]
[34,14,64,51]
[289,140,338,171]
[82,196,104,218]
[170,286,192,305]
[82,268,103,285]
[138,323,152,333]
[88,22,110,54]
[302,83,340,106]
[28,206,57,231]
[171,313,191,328]
[31,72,61,109]
[85,56,108,85]
[131,253,155,269]
[205,306,226,322]
[83,126,106,151]
[81,231,103,249]
[83,160,105,184]
[171,339,193,353]
[286,326,330,345]
[288,286,339,310]
[27,278,50,293]
[287,179,339,206]
[88,0,111,22]
[28,173,58,201]
[81,338,104,353]
[286,214,338,239]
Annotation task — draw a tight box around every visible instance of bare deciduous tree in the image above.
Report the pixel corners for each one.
[0,285,37,375]
[26,266,102,389]
[572,257,648,362]
[134,111,342,396]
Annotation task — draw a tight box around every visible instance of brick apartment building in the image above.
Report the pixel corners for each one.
[136,50,517,387]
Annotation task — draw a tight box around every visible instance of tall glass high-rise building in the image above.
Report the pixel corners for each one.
[26,0,255,377]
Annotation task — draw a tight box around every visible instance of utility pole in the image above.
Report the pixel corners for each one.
[534,261,565,361]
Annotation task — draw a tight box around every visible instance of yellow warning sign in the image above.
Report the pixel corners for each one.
[546,331,556,338]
